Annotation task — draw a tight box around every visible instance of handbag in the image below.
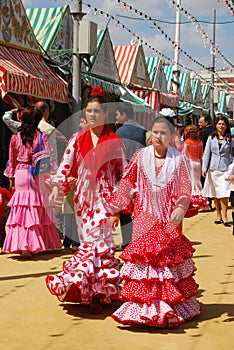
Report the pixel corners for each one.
[30,132,50,177]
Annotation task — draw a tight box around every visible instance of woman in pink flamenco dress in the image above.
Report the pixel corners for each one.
[3,107,62,258]
[109,116,200,328]
[46,87,128,314]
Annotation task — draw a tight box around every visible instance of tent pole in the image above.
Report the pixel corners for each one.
[173,0,181,95]
[72,0,84,113]
[210,8,216,123]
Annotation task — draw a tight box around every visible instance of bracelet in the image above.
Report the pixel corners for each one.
[110,212,119,217]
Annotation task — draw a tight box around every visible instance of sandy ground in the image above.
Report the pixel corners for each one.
[1,209,234,350]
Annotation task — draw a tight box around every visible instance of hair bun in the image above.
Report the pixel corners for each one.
[90,86,104,98]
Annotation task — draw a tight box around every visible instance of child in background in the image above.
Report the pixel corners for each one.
[0,172,12,252]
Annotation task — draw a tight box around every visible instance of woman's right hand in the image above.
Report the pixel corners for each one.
[202,170,207,178]
[49,186,63,206]
[110,214,120,230]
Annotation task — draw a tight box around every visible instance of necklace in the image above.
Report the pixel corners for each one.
[154,153,166,159]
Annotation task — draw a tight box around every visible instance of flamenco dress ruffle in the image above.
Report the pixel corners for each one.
[112,221,200,328]
[3,170,62,254]
[46,240,122,305]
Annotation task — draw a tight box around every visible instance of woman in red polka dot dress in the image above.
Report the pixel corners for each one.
[46,87,128,314]
[109,116,201,327]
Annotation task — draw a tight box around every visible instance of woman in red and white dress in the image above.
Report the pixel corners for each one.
[183,124,210,213]
[46,87,128,314]
[109,116,200,328]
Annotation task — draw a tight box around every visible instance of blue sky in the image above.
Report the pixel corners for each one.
[22,0,234,75]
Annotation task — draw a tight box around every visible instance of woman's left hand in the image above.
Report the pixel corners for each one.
[170,207,184,226]
[110,214,120,230]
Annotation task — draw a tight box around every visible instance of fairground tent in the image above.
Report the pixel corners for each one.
[26,6,73,69]
[0,0,68,106]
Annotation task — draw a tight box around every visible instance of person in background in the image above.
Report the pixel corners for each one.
[198,115,214,209]
[115,102,146,251]
[115,102,146,160]
[0,172,12,253]
[183,125,210,212]
[198,115,214,151]
[61,115,87,252]
[176,122,185,152]
[230,120,234,136]
[202,116,234,226]
[2,101,68,165]
[108,115,200,328]
[224,147,234,235]
[3,102,68,237]
[2,108,24,133]
[46,86,128,314]
[2,106,62,258]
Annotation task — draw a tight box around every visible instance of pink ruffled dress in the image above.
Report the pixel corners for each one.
[3,131,62,254]
[109,145,200,328]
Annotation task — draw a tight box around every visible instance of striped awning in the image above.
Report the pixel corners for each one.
[163,65,174,92]
[83,73,121,96]
[178,101,194,116]
[114,45,138,85]
[145,57,160,84]
[201,83,210,108]
[120,86,154,131]
[133,89,160,113]
[90,30,105,65]
[0,46,68,103]
[217,91,227,114]
[26,7,68,52]
[120,86,153,113]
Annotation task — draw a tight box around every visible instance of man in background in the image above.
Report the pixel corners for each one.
[198,115,214,151]
[198,115,214,210]
[115,102,147,250]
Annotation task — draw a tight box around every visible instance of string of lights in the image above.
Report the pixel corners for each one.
[107,0,234,90]
[110,0,234,70]
[115,13,234,25]
[167,0,234,69]
[216,0,234,16]
[83,2,223,90]
[106,0,215,71]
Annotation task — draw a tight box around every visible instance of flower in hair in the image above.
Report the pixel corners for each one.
[90,86,104,98]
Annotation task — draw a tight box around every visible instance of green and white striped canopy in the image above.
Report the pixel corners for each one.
[145,57,160,84]
[26,6,68,52]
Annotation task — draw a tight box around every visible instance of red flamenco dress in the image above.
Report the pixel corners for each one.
[109,146,201,327]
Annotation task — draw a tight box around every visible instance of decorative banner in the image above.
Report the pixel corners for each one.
[0,0,40,53]
[167,0,234,69]
[83,1,230,92]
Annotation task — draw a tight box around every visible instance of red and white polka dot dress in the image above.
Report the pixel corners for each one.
[110,146,201,328]
[46,129,127,305]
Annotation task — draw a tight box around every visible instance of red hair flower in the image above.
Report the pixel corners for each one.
[90,86,104,98]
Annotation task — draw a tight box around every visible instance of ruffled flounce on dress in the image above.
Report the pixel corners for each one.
[3,170,62,254]
[46,240,122,304]
[112,222,200,328]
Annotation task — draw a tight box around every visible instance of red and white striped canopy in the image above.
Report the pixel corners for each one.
[113,45,138,85]
[133,90,160,113]
[0,46,68,103]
